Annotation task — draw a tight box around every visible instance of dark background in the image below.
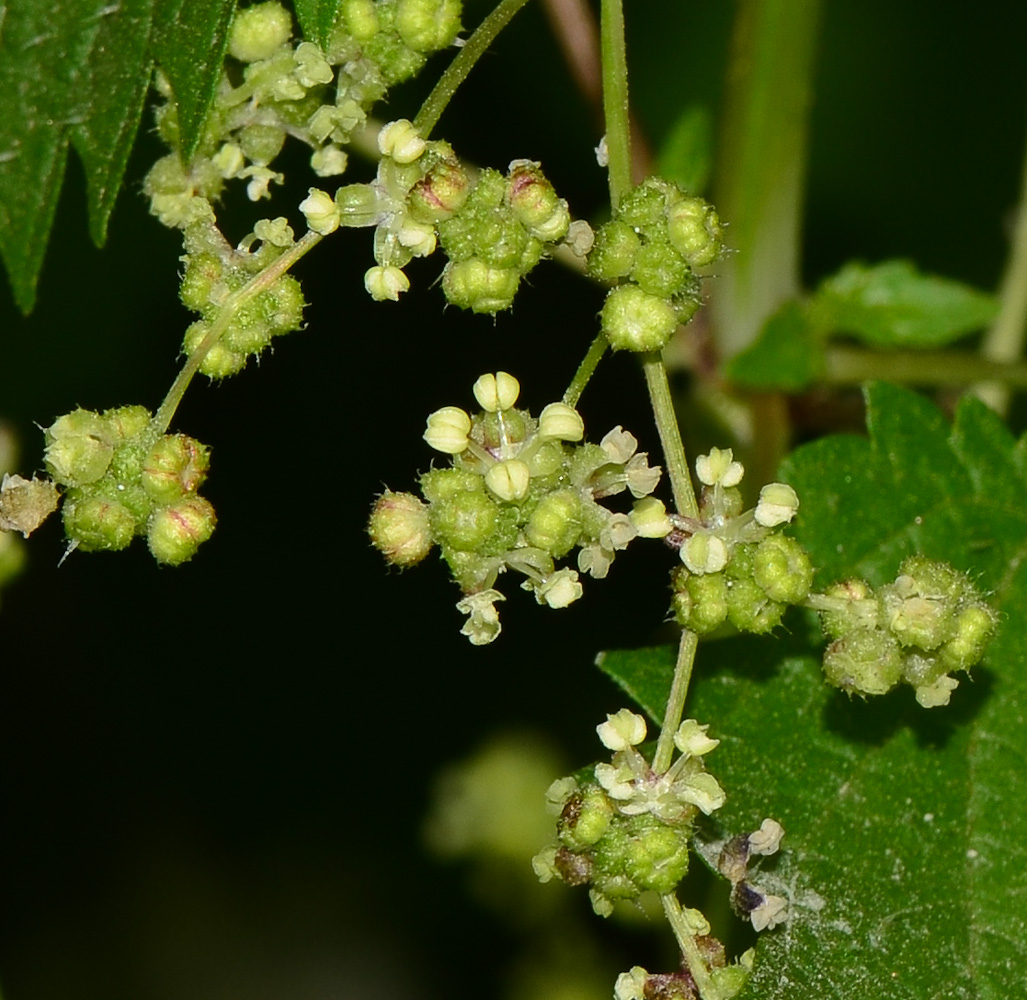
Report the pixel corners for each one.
[1,2,1026,998]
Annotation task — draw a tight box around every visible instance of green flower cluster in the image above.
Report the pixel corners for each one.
[669,448,812,635]
[145,0,462,228]
[44,407,215,565]
[813,556,997,707]
[533,710,724,917]
[178,219,306,378]
[588,177,724,352]
[367,372,671,643]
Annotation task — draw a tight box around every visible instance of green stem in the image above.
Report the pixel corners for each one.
[642,353,698,519]
[711,0,821,358]
[976,121,1027,414]
[151,231,323,436]
[662,893,717,1000]
[652,628,698,774]
[599,0,631,207]
[563,332,608,406]
[824,345,1027,387]
[414,0,534,138]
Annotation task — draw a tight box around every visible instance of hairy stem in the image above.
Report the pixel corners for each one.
[563,333,608,406]
[975,121,1027,414]
[643,354,698,519]
[652,629,698,774]
[662,894,717,999]
[414,0,534,138]
[599,0,631,208]
[152,231,323,436]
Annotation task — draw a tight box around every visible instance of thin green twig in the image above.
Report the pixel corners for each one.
[662,893,717,999]
[642,354,698,519]
[563,332,608,406]
[599,0,631,208]
[652,629,698,774]
[414,0,534,138]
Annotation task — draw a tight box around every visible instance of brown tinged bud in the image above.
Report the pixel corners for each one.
[368,490,433,567]
[146,497,216,565]
[142,435,211,505]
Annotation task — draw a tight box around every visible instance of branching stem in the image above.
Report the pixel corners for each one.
[662,893,717,999]
[152,231,323,436]
[414,0,534,138]
[563,333,608,406]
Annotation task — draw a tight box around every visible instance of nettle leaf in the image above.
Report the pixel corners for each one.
[293,0,342,47]
[724,300,823,391]
[0,0,235,313]
[601,384,1027,998]
[812,260,999,349]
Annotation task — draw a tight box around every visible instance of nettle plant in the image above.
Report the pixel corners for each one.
[2,1,1026,997]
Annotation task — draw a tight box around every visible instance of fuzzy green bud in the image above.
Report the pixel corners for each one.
[726,575,785,634]
[559,785,613,852]
[672,568,728,634]
[45,409,115,487]
[420,467,481,503]
[631,242,690,299]
[938,605,997,672]
[141,435,210,505]
[341,0,379,41]
[431,490,501,551]
[506,160,569,242]
[299,188,341,235]
[180,252,224,313]
[63,492,139,552]
[368,490,433,566]
[525,490,582,557]
[617,180,670,231]
[823,629,903,697]
[395,0,462,52]
[601,285,679,352]
[666,196,724,268]
[146,496,216,565]
[408,158,471,223]
[442,259,520,314]
[587,221,640,282]
[239,124,287,167]
[229,1,292,62]
[818,578,880,638]
[378,119,426,164]
[335,184,382,227]
[752,534,813,605]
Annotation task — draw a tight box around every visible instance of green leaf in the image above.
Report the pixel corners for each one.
[600,385,1027,997]
[724,300,823,390]
[0,0,236,313]
[656,104,713,196]
[152,0,237,158]
[293,0,342,46]
[812,260,999,349]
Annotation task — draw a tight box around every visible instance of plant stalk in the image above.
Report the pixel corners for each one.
[652,629,698,775]
[662,893,717,1000]
[414,0,534,138]
[643,354,698,519]
[599,0,631,208]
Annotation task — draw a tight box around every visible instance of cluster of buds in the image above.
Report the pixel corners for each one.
[532,709,725,917]
[145,0,462,228]
[811,556,997,707]
[178,219,306,378]
[588,177,724,352]
[669,448,811,635]
[367,372,667,643]
[44,407,215,565]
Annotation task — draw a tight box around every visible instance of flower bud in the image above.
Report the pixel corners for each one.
[666,196,724,267]
[378,119,426,164]
[228,1,292,62]
[395,0,463,52]
[368,490,433,566]
[938,605,997,672]
[419,467,481,503]
[533,403,582,442]
[293,41,333,88]
[618,179,670,230]
[365,264,410,301]
[484,459,530,502]
[754,482,799,527]
[631,242,690,299]
[681,532,728,575]
[506,160,569,242]
[396,219,437,257]
[472,372,520,412]
[695,447,743,488]
[753,534,813,604]
[45,409,114,487]
[239,124,287,167]
[725,575,786,634]
[629,497,672,538]
[146,496,216,565]
[341,0,379,41]
[424,406,471,454]
[525,490,582,556]
[672,567,728,634]
[823,629,903,697]
[408,158,471,223]
[180,252,225,313]
[817,578,880,638]
[335,184,382,227]
[311,145,348,177]
[141,435,211,505]
[442,258,520,314]
[559,785,613,852]
[62,492,139,552]
[621,815,691,895]
[431,490,502,551]
[587,220,640,282]
[597,709,647,751]
[601,285,679,352]
[538,568,583,609]
[299,188,341,235]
